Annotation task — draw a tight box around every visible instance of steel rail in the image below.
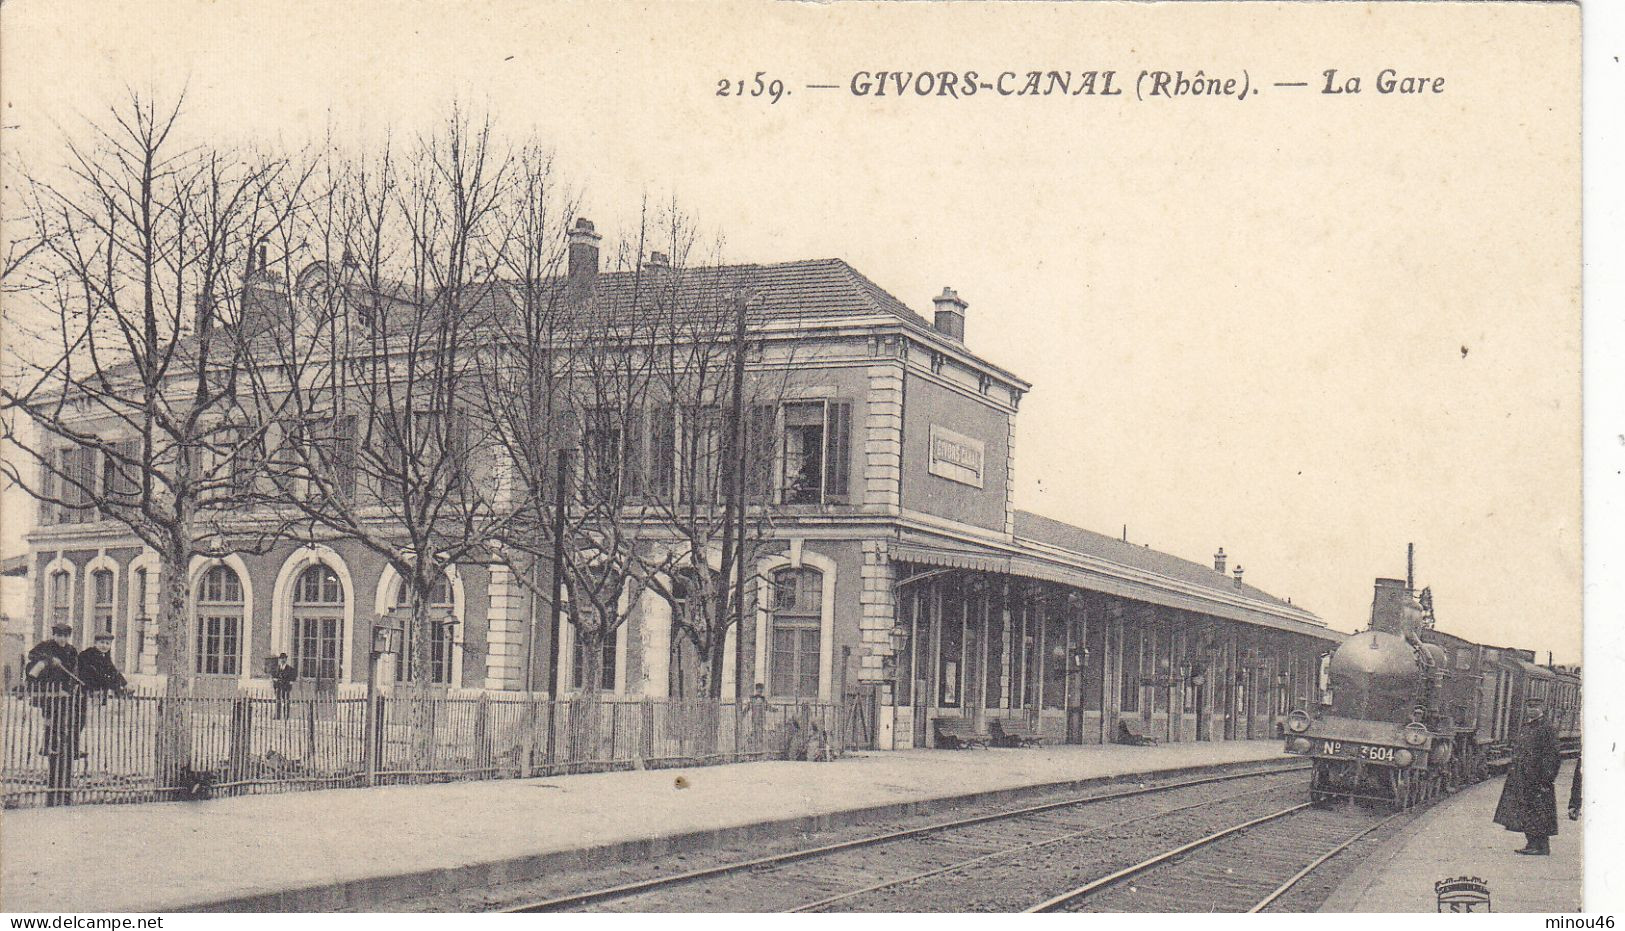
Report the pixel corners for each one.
[787,780,1289,912]
[1024,802,1313,912]
[1247,811,1402,913]
[505,760,1309,913]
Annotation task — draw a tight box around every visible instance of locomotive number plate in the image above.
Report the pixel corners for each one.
[1318,740,1397,762]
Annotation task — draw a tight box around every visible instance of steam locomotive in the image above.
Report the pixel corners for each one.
[1284,568,1580,809]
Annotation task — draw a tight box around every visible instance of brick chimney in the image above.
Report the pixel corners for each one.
[645,250,670,270]
[1213,547,1227,574]
[1232,565,1245,589]
[933,287,967,341]
[567,218,601,280]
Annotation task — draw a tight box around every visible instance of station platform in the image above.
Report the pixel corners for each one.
[2,738,1290,912]
[1321,760,1583,913]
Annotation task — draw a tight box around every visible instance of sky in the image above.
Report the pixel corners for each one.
[0,0,1582,661]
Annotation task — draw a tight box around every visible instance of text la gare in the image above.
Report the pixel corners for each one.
[1322,69,1445,94]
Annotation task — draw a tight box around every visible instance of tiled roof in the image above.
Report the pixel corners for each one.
[1012,510,1314,616]
[463,258,933,330]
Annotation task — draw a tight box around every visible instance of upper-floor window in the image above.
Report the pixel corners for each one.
[213,424,264,497]
[100,441,141,509]
[377,409,468,503]
[782,403,825,504]
[680,405,723,504]
[779,400,852,505]
[42,448,97,524]
[566,398,852,508]
[39,443,144,525]
[303,415,357,501]
[582,407,632,502]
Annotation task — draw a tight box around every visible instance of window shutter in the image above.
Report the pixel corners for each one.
[624,407,646,498]
[650,405,675,500]
[336,416,357,500]
[101,446,116,505]
[377,413,404,503]
[746,404,777,501]
[77,447,96,517]
[64,448,92,522]
[823,400,851,503]
[40,451,59,524]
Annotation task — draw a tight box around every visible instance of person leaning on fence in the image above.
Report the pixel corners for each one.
[78,632,130,700]
[271,653,297,719]
[25,623,87,759]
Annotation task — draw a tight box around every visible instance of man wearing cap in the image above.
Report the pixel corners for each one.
[26,623,81,694]
[25,624,88,802]
[1493,694,1562,855]
[79,632,129,698]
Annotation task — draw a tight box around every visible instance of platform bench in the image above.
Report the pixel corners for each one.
[933,717,991,750]
[991,718,1045,748]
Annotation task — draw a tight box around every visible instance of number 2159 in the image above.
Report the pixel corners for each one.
[717,72,787,104]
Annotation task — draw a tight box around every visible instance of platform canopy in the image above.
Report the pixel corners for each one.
[892,519,1339,643]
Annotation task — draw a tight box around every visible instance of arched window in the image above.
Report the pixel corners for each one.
[292,564,344,681]
[131,566,150,670]
[91,569,116,639]
[195,564,243,676]
[769,567,822,700]
[394,574,455,686]
[665,571,703,698]
[48,569,73,629]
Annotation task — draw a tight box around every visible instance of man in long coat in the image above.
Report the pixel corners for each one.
[1493,694,1561,854]
[26,623,86,755]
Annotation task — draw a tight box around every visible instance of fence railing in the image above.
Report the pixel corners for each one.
[2,687,866,809]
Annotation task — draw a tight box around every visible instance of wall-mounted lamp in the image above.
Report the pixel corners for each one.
[888,623,910,655]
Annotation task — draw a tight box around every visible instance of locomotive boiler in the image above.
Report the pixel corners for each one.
[1284,575,1484,808]
[1285,556,1580,809]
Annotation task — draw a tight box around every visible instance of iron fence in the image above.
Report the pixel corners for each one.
[1,687,858,808]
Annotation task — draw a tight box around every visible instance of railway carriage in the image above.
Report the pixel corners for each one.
[1284,569,1580,809]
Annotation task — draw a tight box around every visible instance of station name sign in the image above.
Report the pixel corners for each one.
[928,425,985,488]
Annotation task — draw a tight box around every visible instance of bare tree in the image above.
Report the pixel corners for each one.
[0,92,315,778]
[634,218,795,702]
[477,198,682,712]
[240,108,521,715]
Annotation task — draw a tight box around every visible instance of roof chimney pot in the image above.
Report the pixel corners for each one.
[567,217,601,280]
[1213,547,1227,574]
[645,250,670,270]
[1232,565,1245,589]
[933,287,967,341]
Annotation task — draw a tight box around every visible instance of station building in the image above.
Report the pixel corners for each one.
[24,227,1341,749]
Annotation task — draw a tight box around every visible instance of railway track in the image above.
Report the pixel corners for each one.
[1028,803,1400,913]
[501,761,1315,913]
